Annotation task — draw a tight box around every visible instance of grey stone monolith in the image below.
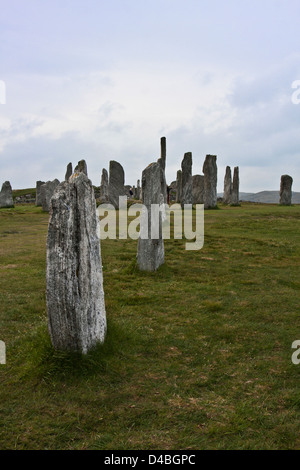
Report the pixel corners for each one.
[35,180,45,206]
[136,179,141,200]
[280,174,293,205]
[65,162,73,181]
[192,175,204,204]
[203,155,217,209]
[137,161,164,271]
[231,167,240,205]
[160,136,166,170]
[0,181,14,208]
[99,168,109,204]
[176,170,182,203]
[74,159,88,176]
[181,152,193,207]
[46,172,106,354]
[223,166,232,204]
[41,179,60,212]
[108,160,125,209]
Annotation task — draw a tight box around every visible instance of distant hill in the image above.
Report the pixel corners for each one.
[217,191,300,204]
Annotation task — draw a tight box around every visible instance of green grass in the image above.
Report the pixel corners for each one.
[0,203,300,449]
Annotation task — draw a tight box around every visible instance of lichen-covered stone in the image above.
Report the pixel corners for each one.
[137,161,164,271]
[46,172,106,354]
[108,160,125,209]
[181,152,193,207]
[280,174,293,205]
[192,174,204,204]
[65,162,73,181]
[176,170,182,203]
[99,168,109,204]
[74,159,88,176]
[0,181,14,208]
[41,179,60,212]
[231,167,239,205]
[223,166,232,204]
[203,155,217,209]
[35,180,45,206]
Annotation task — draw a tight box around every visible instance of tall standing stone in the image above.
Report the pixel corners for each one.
[35,180,45,206]
[231,167,240,205]
[41,179,60,212]
[74,159,88,176]
[65,162,73,181]
[223,166,232,204]
[136,179,141,200]
[137,161,164,271]
[0,181,14,208]
[192,175,204,204]
[181,152,193,207]
[108,160,125,209]
[280,174,293,205]
[160,136,166,170]
[203,155,217,209]
[99,168,109,204]
[46,172,106,354]
[176,170,182,203]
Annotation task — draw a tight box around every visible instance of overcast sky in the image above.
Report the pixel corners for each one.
[1,0,300,192]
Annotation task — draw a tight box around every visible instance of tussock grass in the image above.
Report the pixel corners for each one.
[0,203,300,449]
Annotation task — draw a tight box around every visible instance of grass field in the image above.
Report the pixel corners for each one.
[0,202,300,450]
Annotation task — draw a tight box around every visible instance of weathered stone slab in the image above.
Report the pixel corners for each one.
[223,166,232,204]
[0,181,14,208]
[280,174,293,205]
[136,179,141,200]
[41,179,60,212]
[176,170,182,203]
[46,172,106,354]
[35,181,45,206]
[74,159,88,176]
[231,166,239,205]
[99,168,109,204]
[160,136,166,170]
[137,161,164,271]
[181,152,193,207]
[108,160,125,209]
[192,174,204,204]
[65,162,73,181]
[203,154,217,209]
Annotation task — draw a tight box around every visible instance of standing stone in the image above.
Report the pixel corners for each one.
[108,160,125,209]
[223,166,232,204]
[41,179,60,212]
[136,179,141,200]
[74,159,88,176]
[99,168,109,204]
[280,174,293,205]
[160,136,166,170]
[176,170,182,203]
[203,155,217,209]
[181,152,193,207]
[0,181,14,208]
[231,167,240,205]
[192,175,204,204]
[46,172,106,354]
[137,161,164,271]
[169,180,177,202]
[35,180,45,206]
[65,163,73,181]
